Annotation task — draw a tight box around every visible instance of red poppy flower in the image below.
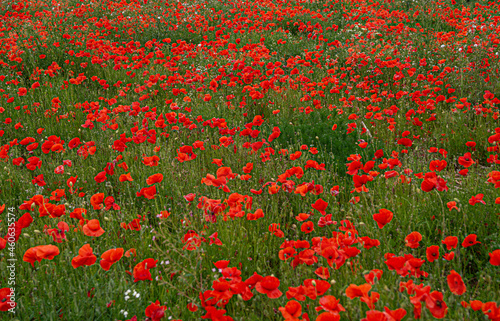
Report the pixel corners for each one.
[255,276,282,298]
[300,221,314,234]
[304,279,330,299]
[143,155,160,166]
[45,221,69,243]
[100,248,124,271]
[94,171,107,183]
[316,295,345,314]
[446,201,458,211]
[0,288,15,311]
[405,232,422,248]
[83,219,105,237]
[71,244,97,268]
[70,208,86,220]
[447,270,466,295]
[421,172,448,192]
[316,312,340,321]
[364,269,383,285]
[425,291,448,319]
[426,246,440,263]
[23,245,60,267]
[121,218,142,231]
[429,160,447,172]
[187,303,198,312]
[383,306,407,321]
[469,300,484,311]
[462,234,480,247]
[443,252,455,261]
[125,248,136,257]
[441,236,458,250]
[362,310,386,321]
[314,267,330,280]
[136,185,157,199]
[311,198,328,215]
[145,300,166,321]
[119,173,134,182]
[184,193,196,202]
[133,258,158,282]
[146,173,163,185]
[468,194,486,206]
[489,250,500,266]
[346,283,371,300]
[372,209,393,229]
[278,300,302,320]
[458,152,475,168]
[90,193,105,210]
[321,247,339,268]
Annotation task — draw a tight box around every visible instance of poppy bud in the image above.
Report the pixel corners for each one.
[312,280,317,286]
[330,279,336,285]
[292,224,297,229]
[237,294,243,301]
[31,203,36,210]
[23,233,30,238]
[104,217,110,221]
[34,230,41,234]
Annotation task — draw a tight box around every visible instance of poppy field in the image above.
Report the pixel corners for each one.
[2,0,500,319]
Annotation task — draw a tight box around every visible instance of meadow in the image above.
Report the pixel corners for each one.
[0,0,500,319]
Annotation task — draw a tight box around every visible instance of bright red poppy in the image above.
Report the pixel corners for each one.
[23,245,60,267]
[462,234,480,247]
[255,276,282,299]
[71,244,97,268]
[372,209,393,229]
[83,219,105,237]
[145,300,167,321]
[426,246,440,263]
[278,300,302,320]
[100,248,124,271]
[447,270,466,295]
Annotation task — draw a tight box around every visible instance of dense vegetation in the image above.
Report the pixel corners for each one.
[0,0,500,319]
